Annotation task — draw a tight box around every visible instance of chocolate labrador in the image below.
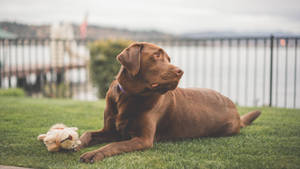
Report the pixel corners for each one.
[78,42,261,163]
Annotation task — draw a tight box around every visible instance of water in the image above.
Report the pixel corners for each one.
[0,41,299,108]
[161,42,300,108]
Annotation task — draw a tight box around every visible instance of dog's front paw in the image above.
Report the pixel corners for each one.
[77,131,92,150]
[74,144,83,152]
[79,150,105,163]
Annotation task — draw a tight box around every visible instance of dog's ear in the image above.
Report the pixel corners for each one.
[117,43,143,76]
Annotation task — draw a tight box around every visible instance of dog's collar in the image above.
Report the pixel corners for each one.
[117,83,126,93]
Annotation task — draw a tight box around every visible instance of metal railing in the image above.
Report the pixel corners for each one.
[0,36,299,108]
[0,38,93,100]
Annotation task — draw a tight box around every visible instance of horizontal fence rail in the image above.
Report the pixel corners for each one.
[0,36,299,108]
[0,39,94,100]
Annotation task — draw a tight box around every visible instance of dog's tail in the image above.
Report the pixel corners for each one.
[240,110,261,128]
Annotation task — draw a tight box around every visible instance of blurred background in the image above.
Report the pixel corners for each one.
[0,0,299,108]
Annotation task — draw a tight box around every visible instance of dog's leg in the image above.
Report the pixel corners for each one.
[80,114,157,163]
[78,97,120,150]
[80,136,153,163]
[77,129,120,150]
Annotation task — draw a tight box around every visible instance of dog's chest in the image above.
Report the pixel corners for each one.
[114,95,156,137]
[114,104,140,138]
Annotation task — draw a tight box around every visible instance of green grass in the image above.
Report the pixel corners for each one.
[0,88,25,97]
[0,97,300,169]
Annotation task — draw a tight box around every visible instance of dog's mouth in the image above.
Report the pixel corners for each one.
[139,80,179,95]
[151,83,159,88]
[150,80,179,93]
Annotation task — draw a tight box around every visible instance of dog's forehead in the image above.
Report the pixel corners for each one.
[141,42,160,48]
[138,42,163,52]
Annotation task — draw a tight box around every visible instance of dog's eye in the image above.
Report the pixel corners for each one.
[153,53,161,60]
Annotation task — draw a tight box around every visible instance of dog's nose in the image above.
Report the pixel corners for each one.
[175,68,184,77]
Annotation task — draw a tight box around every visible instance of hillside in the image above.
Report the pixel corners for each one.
[0,21,173,40]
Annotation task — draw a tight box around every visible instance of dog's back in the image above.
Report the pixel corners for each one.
[155,87,241,140]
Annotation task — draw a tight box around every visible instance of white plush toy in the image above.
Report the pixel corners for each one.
[37,123,81,152]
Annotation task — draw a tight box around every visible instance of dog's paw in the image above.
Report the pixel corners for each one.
[73,143,83,152]
[78,132,92,149]
[79,150,104,163]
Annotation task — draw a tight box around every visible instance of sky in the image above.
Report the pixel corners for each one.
[0,0,300,34]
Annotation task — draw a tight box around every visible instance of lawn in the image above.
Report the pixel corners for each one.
[0,97,300,169]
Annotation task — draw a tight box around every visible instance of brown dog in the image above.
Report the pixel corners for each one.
[79,42,261,163]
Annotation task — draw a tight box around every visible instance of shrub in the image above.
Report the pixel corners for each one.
[43,83,71,98]
[0,88,25,97]
[89,39,132,98]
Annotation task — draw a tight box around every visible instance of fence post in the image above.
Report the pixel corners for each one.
[0,40,2,88]
[269,35,274,107]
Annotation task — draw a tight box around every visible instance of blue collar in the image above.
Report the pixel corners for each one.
[118,83,126,93]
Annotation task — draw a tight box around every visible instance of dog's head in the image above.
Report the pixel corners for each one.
[116,42,183,95]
